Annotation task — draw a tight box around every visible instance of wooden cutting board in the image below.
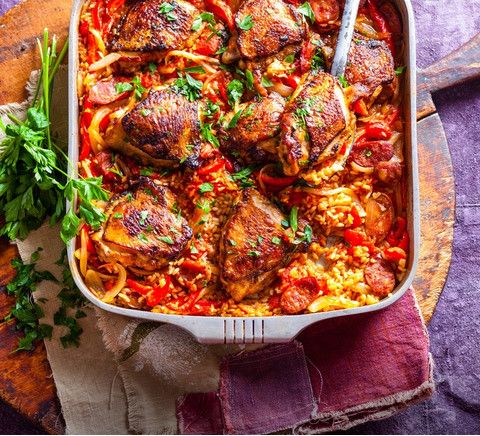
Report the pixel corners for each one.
[0,0,478,432]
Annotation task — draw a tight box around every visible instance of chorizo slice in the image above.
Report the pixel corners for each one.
[280,277,320,314]
[350,140,394,169]
[89,78,131,105]
[365,259,396,297]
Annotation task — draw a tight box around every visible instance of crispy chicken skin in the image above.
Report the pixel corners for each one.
[278,71,353,176]
[235,0,306,59]
[108,0,201,52]
[92,178,192,271]
[219,188,310,302]
[105,89,201,168]
[220,92,286,164]
[345,35,395,97]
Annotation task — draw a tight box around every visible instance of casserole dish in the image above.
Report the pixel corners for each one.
[68,0,419,344]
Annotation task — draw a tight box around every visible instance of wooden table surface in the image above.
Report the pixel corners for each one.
[0,0,455,433]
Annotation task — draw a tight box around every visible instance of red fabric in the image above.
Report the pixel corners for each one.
[177,290,433,434]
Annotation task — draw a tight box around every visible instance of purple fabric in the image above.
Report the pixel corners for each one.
[0,0,480,434]
[177,290,433,434]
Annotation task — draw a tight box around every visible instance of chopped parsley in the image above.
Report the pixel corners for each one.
[115,82,133,94]
[227,108,244,129]
[113,212,123,219]
[203,99,220,118]
[261,76,273,87]
[159,235,174,245]
[139,210,149,225]
[338,75,349,88]
[395,65,406,76]
[191,11,216,31]
[159,2,177,21]
[215,46,228,55]
[172,73,203,101]
[229,239,237,246]
[290,206,298,232]
[245,69,254,90]
[298,2,315,23]
[149,62,157,73]
[364,149,373,157]
[200,123,220,147]
[190,244,199,254]
[138,233,149,243]
[248,250,260,257]
[140,108,152,117]
[230,166,255,188]
[131,76,147,100]
[238,14,254,30]
[272,236,282,245]
[183,66,206,74]
[196,199,211,213]
[227,79,244,107]
[284,53,295,63]
[303,224,312,243]
[198,182,214,194]
[140,167,154,176]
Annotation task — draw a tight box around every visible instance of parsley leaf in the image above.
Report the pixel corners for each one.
[261,76,273,87]
[272,236,282,245]
[338,75,349,88]
[245,69,254,90]
[191,11,216,31]
[200,123,220,148]
[227,79,244,107]
[226,108,244,129]
[238,14,254,30]
[115,82,133,94]
[230,166,255,188]
[298,2,315,23]
[159,2,177,21]
[290,206,298,232]
[159,235,174,245]
[172,73,203,101]
[395,65,406,76]
[198,182,214,193]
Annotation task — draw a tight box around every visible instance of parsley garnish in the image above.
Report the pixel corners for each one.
[196,199,211,213]
[229,239,237,246]
[113,212,123,219]
[159,235,174,245]
[230,167,255,188]
[149,62,157,73]
[227,79,244,107]
[159,2,177,21]
[272,236,281,245]
[298,2,315,22]
[290,206,298,232]
[238,14,254,30]
[139,210,149,225]
[227,108,244,129]
[395,65,406,76]
[115,82,133,94]
[338,75,349,88]
[200,123,220,147]
[304,224,312,243]
[183,66,206,74]
[198,182,214,193]
[261,76,273,87]
[141,108,152,117]
[284,54,295,63]
[172,72,203,101]
[138,233,149,243]
[248,250,260,257]
[191,11,216,31]
[140,167,154,176]
[245,69,254,90]
[131,76,147,100]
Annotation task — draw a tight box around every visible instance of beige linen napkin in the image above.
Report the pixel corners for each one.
[2,67,232,434]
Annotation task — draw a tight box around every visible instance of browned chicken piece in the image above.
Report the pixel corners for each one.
[220,92,286,164]
[235,0,306,60]
[278,71,354,176]
[219,188,311,302]
[105,89,201,168]
[92,178,192,271]
[344,35,395,98]
[108,0,201,52]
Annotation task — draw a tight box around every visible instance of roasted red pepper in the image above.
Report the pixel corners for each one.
[353,98,369,116]
[181,260,206,274]
[364,122,392,140]
[281,73,301,89]
[260,173,297,191]
[91,0,102,31]
[197,158,225,175]
[127,277,171,307]
[300,39,316,73]
[366,0,395,56]
[204,0,235,31]
[350,205,362,228]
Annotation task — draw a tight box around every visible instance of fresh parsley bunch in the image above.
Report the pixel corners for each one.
[0,29,108,244]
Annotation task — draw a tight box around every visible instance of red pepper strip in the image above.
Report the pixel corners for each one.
[91,0,102,31]
[126,278,152,295]
[364,122,392,140]
[217,75,229,106]
[386,216,407,246]
[99,112,111,132]
[344,229,374,254]
[146,279,170,306]
[197,159,224,175]
[353,98,369,116]
[350,206,362,228]
[81,225,96,254]
[79,20,90,38]
[397,231,409,251]
[386,107,401,126]
[79,120,92,160]
[300,39,315,73]
[86,33,98,64]
[204,0,235,31]
[366,0,395,56]
[181,259,206,274]
[383,247,406,262]
[281,73,301,89]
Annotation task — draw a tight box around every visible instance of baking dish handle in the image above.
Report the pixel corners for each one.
[174,317,320,345]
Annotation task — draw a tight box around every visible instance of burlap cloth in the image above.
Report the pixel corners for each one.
[1,68,236,434]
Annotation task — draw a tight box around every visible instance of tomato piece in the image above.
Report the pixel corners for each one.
[194,32,223,56]
[397,231,409,251]
[268,294,281,309]
[205,0,234,31]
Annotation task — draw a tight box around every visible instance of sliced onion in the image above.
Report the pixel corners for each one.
[102,264,127,303]
[165,50,220,65]
[350,160,375,174]
[308,295,360,313]
[89,28,106,54]
[80,227,88,276]
[365,193,394,241]
[272,81,294,97]
[85,269,105,298]
[303,186,354,196]
[88,53,122,72]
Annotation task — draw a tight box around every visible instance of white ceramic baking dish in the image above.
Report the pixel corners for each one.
[68,0,419,344]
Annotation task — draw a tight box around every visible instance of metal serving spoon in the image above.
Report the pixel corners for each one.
[331,0,362,77]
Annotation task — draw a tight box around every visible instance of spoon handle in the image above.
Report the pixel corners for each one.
[331,0,362,77]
